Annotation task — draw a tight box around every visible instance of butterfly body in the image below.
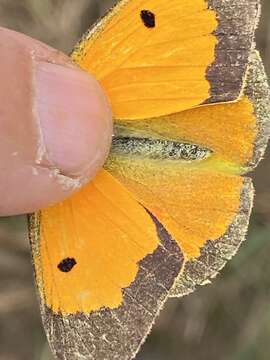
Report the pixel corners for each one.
[28,1,270,359]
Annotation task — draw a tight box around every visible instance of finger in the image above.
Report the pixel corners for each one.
[0,27,113,216]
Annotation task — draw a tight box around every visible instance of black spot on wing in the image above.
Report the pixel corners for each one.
[140,10,156,28]
[58,258,77,273]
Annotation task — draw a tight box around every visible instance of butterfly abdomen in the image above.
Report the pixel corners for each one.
[111,136,211,161]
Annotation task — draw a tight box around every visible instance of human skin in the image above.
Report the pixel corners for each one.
[0,27,113,216]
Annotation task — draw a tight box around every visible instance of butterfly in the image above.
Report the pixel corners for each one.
[28,0,270,359]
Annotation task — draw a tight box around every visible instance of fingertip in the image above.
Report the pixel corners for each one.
[35,61,113,182]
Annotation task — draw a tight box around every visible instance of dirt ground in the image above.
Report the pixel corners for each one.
[0,1,270,359]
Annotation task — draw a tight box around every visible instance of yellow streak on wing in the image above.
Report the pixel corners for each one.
[72,0,217,119]
[36,170,159,314]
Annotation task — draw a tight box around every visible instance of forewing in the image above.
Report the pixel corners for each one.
[72,0,260,119]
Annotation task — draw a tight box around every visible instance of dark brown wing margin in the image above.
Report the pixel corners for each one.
[206,0,260,104]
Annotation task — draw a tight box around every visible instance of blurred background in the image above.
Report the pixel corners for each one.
[0,1,270,359]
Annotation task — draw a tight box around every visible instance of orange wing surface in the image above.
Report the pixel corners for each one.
[72,0,259,119]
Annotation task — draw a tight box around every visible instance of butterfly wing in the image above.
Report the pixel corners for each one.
[28,1,267,359]
[105,51,270,298]
[29,170,184,359]
[72,0,260,119]
[29,51,269,360]
[171,51,270,296]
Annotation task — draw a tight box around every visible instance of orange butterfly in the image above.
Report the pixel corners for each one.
[28,0,270,359]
